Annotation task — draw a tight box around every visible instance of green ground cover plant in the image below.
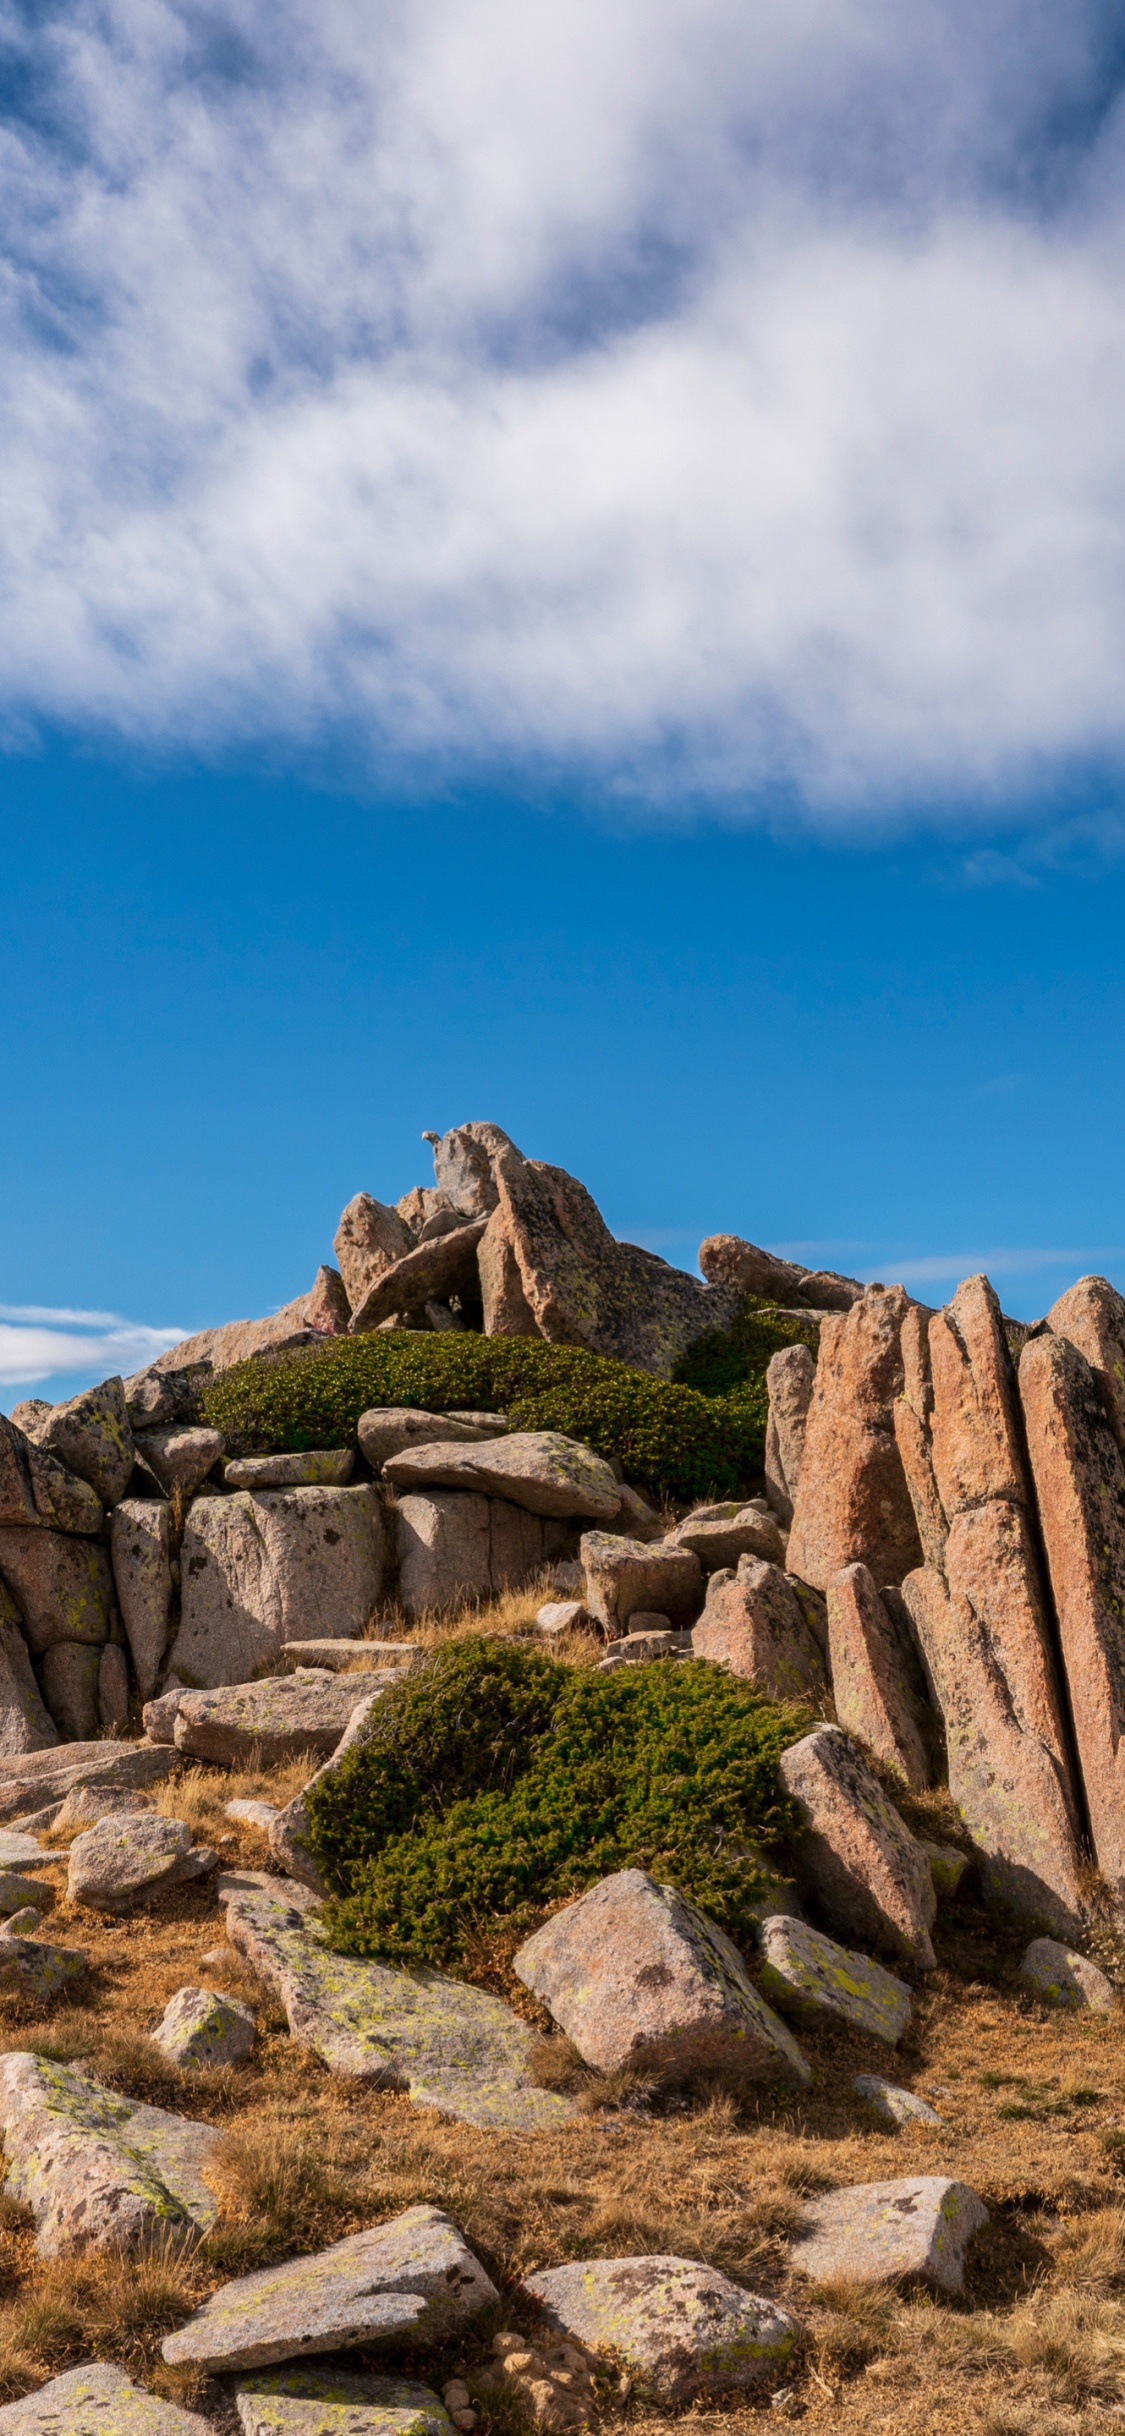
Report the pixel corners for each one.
[305,1636,810,1966]
[200,1303,815,1502]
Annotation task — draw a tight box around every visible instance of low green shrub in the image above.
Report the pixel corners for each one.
[200,1304,815,1503]
[673,1299,819,1450]
[306,1637,809,1966]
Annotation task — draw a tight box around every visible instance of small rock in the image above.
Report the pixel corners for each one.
[173,1671,393,1766]
[486,2331,596,2431]
[790,2176,988,2293]
[758,1914,912,2045]
[522,2257,799,2401]
[225,1449,355,1489]
[1019,1938,1115,2010]
[0,1909,39,1936]
[580,1533,703,1634]
[234,2368,455,2436]
[514,1868,809,2084]
[597,1629,689,1669]
[54,1783,147,1831]
[163,2204,499,2372]
[67,1813,211,1912]
[0,2051,218,2255]
[384,1432,621,1522]
[154,1986,257,2067]
[0,1871,47,1915]
[923,1841,970,1898]
[853,2074,945,2128]
[0,1934,85,1998]
[779,1726,936,1968]
[0,2360,211,2431]
[134,1426,225,1496]
[226,1799,280,1832]
[665,1509,787,1569]
[536,1602,589,1635]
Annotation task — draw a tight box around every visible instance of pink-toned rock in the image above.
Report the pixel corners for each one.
[764,1345,816,1525]
[663,1508,785,1569]
[333,1195,415,1314]
[0,1416,103,1537]
[1020,1330,1125,1912]
[348,1221,488,1334]
[697,1236,808,1302]
[478,1206,539,1336]
[928,1276,1026,1519]
[779,1727,936,1968]
[1046,1275,1125,1454]
[691,1561,829,1705]
[826,1564,932,1790]
[0,1532,113,1656]
[303,1265,351,1336]
[581,1534,703,1634]
[786,1289,923,1591]
[153,1306,319,1377]
[35,1378,134,1510]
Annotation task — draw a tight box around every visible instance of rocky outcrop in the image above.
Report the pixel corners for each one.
[779,1727,936,1966]
[168,1485,384,1687]
[790,2178,987,2293]
[348,1222,488,1334]
[0,2052,218,2255]
[33,1376,134,1509]
[691,1560,829,1704]
[787,1288,922,1591]
[697,1236,863,1311]
[764,1343,816,1524]
[1043,1275,1125,1454]
[384,1431,620,1521]
[826,1562,932,1790]
[334,1194,416,1312]
[522,2257,798,2401]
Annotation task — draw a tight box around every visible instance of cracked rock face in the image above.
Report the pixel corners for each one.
[0,2052,219,2256]
[0,2359,212,2430]
[232,2368,454,2436]
[163,2205,499,2373]
[168,1486,386,1689]
[757,1914,913,2045]
[790,2176,988,2293]
[172,1672,393,1767]
[522,2256,799,2400]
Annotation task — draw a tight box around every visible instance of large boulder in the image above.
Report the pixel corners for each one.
[110,1498,173,1700]
[163,2205,499,2374]
[168,1485,384,1687]
[1045,1274,1125,1454]
[334,1194,415,1313]
[35,1376,134,1508]
[347,1222,488,1334]
[0,1531,113,1654]
[786,1288,923,1591]
[427,1120,512,1218]
[173,1670,393,1765]
[513,1869,809,2084]
[67,1813,215,1911]
[764,1343,816,1524]
[778,1726,936,1967]
[0,1414,102,1536]
[384,1431,620,1522]
[358,1408,507,1469]
[758,1914,912,2043]
[791,2178,987,2294]
[0,1584,57,1754]
[0,2051,218,2256]
[581,1533,703,1634]
[134,1426,223,1495]
[826,1562,932,1790]
[0,2363,212,2431]
[522,2257,797,2401]
[691,1560,829,1704]
[395,1492,547,1617]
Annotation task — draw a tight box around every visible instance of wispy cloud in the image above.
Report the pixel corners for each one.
[871,1249,1114,1286]
[0,2,1121,817]
[0,1309,184,1390]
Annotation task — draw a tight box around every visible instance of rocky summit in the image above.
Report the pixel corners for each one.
[4,1120,1125,2426]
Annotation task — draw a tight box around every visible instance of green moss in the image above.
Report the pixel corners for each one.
[199,1310,816,1505]
[306,1637,810,1967]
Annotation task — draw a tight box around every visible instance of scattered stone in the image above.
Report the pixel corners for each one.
[522,2256,799,2400]
[36,1375,134,1508]
[281,1638,418,1671]
[664,1508,786,1569]
[764,1344,817,1524]
[826,1563,933,1791]
[134,1427,224,1496]
[0,1531,113,1654]
[234,2368,455,2436]
[226,1798,280,1831]
[0,2361,212,2431]
[67,1813,214,1912]
[0,1582,57,1754]
[385,1431,620,1522]
[395,1491,545,1619]
[758,1914,913,2044]
[691,1560,829,1704]
[223,1883,573,2129]
[168,1485,385,1687]
[787,1288,923,1591]
[0,2051,218,2255]
[0,1738,178,1823]
[581,1534,703,1634]
[480,2332,595,2432]
[790,2177,988,2294]
[514,1869,809,2084]
[0,1412,103,1535]
[163,2204,499,2372]
[41,1642,103,1741]
[0,1935,85,1999]
[154,1985,257,2066]
[923,1842,969,1898]
[536,1601,590,1636]
[779,1727,935,1967]
[853,2074,945,2128]
[226,1449,355,1490]
[268,1692,383,1895]
[0,1870,48,1915]
[174,1670,392,1766]
[1019,1938,1115,2010]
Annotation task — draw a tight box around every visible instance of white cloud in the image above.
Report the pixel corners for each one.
[870,1249,1112,1284]
[0,1308,184,1388]
[0,0,1124,816]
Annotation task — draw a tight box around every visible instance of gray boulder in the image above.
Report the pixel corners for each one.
[40,1644,103,1742]
[0,1582,57,1753]
[853,2075,945,2128]
[0,1531,112,1653]
[154,1985,257,2067]
[0,1934,86,2001]
[233,2370,454,2436]
[358,1408,508,1469]
[0,1414,103,1535]
[0,1870,48,1915]
[580,1533,703,1634]
[514,1869,808,2084]
[110,1499,173,1701]
[134,1427,223,1496]
[0,2051,219,2255]
[384,1431,619,1522]
[67,1813,215,1912]
[0,2362,211,2431]
[225,1449,354,1489]
[168,1485,385,1687]
[163,2204,499,2372]
[758,1914,912,2044]
[173,1670,393,1766]
[790,2177,987,2293]
[36,1376,134,1508]
[522,2257,798,2400]
[1019,1937,1115,2009]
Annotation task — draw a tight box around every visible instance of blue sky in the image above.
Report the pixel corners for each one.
[3,0,1125,1402]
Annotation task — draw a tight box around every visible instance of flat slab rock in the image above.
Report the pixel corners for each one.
[791,2177,988,2293]
[0,1740,179,1825]
[0,2361,211,2431]
[281,1640,418,1673]
[522,2256,799,2400]
[233,2368,453,2436]
[758,1914,913,2045]
[0,2052,219,2256]
[225,1449,355,1490]
[163,2204,498,2373]
[174,1672,393,1765]
[383,1430,620,1522]
[67,1814,215,1912]
[1019,1938,1115,2010]
[514,1868,808,2085]
[223,1887,572,2131]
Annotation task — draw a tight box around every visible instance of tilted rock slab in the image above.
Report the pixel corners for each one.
[334,1193,415,1312]
[67,1814,214,1912]
[790,2177,988,2294]
[0,2052,219,2255]
[110,1499,173,1701]
[384,1430,620,1522]
[927,1275,1027,1520]
[758,1914,913,2044]
[1020,1328,1125,1911]
[233,2368,454,2436]
[348,1220,488,1333]
[787,1287,923,1592]
[826,1563,932,1791]
[514,1868,809,2084]
[163,2205,499,2373]
[168,1485,385,1687]
[522,2256,798,2400]
[0,1738,179,1824]
[155,1985,257,2066]
[764,1343,816,1525]
[0,1412,103,1536]
[580,1534,703,1634]
[1019,1937,1115,2010]
[358,1407,507,1470]
[35,1376,134,1508]
[1045,1273,1125,1454]
[0,2361,211,2432]
[223,1885,573,2130]
[173,1670,393,1766]
[225,1449,355,1490]
[395,1491,549,1619]
[779,1727,936,1968]
[0,1583,57,1754]
[691,1559,829,1704]
[268,1690,383,1896]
